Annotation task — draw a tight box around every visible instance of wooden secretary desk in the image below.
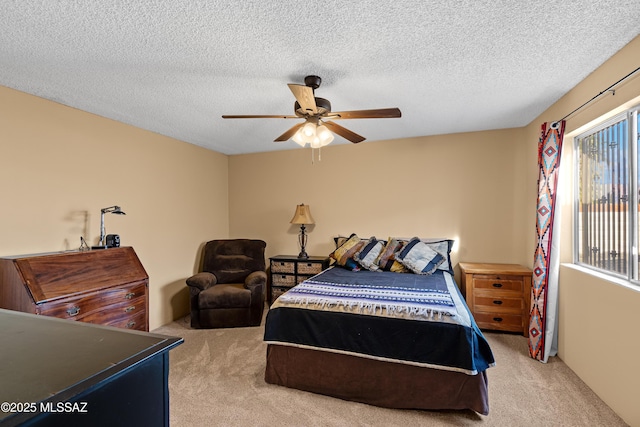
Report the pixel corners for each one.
[0,247,149,331]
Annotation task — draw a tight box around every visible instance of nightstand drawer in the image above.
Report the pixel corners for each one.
[271,261,295,274]
[472,275,524,292]
[272,274,296,287]
[474,295,524,314]
[272,287,289,301]
[474,312,524,331]
[297,261,324,275]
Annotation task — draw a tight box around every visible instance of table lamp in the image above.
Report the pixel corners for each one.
[290,204,314,259]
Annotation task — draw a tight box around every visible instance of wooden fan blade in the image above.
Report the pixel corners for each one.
[222,115,298,119]
[287,84,317,114]
[328,108,401,119]
[323,121,366,143]
[274,123,304,142]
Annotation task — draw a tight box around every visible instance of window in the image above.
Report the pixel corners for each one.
[574,105,640,280]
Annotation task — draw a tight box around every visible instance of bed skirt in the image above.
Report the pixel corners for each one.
[264,344,489,415]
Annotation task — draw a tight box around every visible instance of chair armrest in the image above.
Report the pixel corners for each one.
[245,270,267,290]
[186,272,217,291]
[245,271,267,301]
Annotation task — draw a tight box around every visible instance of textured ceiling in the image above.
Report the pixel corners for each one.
[1,1,639,155]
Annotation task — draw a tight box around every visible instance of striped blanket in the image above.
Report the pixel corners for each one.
[277,266,458,320]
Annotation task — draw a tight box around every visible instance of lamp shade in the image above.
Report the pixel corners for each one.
[290,204,315,225]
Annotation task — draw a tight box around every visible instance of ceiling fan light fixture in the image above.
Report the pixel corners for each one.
[292,128,308,147]
[316,124,334,146]
[302,122,316,137]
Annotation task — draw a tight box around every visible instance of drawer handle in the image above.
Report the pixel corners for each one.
[124,306,136,313]
[493,317,503,322]
[279,262,285,266]
[281,275,286,279]
[66,306,80,316]
[493,300,503,305]
[306,263,312,267]
[126,321,136,329]
[492,283,503,288]
[125,292,136,300]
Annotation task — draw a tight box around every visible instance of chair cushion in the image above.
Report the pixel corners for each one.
[203,239,266,283]
[198,284,251,309]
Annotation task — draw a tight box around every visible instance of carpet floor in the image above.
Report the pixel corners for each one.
[153,311,627,427]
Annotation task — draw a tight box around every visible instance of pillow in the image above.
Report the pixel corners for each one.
[395,237,445,275]
[422,239,454,273]
[330,233,365,271]
[396,237,454,274]
[375,238,409,273]
[333,235,350,248]
[354,237,385,271]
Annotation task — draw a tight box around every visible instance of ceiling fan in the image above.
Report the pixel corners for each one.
[222,75,401,147]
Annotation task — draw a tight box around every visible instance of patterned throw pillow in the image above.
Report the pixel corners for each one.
[395,237,445,275]
[423,239,454,273]
[333,235,350,247]
[395,238,454,274]
[375,238,409,273]
[354,237,385,271]
[330,233,365,271]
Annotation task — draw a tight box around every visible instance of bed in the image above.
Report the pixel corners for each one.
[263,238,495,415]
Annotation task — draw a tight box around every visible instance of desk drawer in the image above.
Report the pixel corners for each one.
[81,294,146,326]
[38,282,147,321]
[101,309,147,331]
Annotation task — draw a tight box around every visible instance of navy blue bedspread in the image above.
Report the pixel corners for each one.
[306,265,453,289]
[264,268,495,375]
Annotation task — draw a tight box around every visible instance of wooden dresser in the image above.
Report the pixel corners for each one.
[0,247,149,331]
[459,262,532,337]
[268,255,330,304]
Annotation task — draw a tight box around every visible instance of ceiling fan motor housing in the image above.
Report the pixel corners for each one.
[294,97,331,117]
[304,75,322,90]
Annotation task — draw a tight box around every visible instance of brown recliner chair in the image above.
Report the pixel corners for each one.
[186,239,267,328]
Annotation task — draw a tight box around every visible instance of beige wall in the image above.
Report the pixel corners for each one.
[0,85,230,329]
[229,127,530,280]
[558,266,640,425]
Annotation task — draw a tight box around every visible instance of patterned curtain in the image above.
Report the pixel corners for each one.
[529,120,566,362]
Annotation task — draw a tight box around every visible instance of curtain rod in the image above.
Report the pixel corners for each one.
[555,65,640,124]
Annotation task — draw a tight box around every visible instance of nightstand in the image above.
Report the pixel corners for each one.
[268,255,330,305]
[459,262,532,337]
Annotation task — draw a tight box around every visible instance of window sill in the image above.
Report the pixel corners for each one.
[561,263,640,294]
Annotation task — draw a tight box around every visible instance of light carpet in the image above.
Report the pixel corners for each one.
[153,311,627,427]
